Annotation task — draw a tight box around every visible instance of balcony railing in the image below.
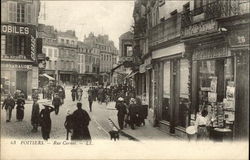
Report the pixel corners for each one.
[182,0,250,28]
[149,13,181,47]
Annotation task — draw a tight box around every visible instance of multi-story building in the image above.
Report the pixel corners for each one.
[37,24,58,80]
[133,0,249,140]
[57,30,78,84]
[77,41,100,85]
[1,0,41,99]
[84,33,118,85]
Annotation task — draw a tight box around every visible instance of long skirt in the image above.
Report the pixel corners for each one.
[16,108,24,120]
[197,126,209,141]
[41,120,52,140]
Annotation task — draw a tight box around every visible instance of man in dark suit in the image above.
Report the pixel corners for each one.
[71,103,91,144]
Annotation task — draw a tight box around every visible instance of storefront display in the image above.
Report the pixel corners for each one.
[196,57,235,140]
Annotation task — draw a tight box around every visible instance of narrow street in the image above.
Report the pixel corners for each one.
[2,86,165,142]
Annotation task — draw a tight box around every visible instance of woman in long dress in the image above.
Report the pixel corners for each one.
[39,105,55,140]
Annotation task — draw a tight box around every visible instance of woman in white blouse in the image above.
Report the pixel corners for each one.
[195,109,210,140]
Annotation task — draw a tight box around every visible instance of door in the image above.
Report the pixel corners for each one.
[16,71,27,98]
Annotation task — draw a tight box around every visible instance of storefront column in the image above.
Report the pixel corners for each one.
[235,51,249,140]
[27,70,33,100]
[158,62,164,120]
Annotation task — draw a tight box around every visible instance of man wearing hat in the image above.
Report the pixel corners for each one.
[115,97,128,130]
[2,94,15,122]
[39,103,55,140]
[71,103,91,144]
[31,98,40,132]
[52,93,62,115]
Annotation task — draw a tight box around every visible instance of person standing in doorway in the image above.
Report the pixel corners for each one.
[39,104,55,140]
[31,98,40,132]
[2,94,15,122]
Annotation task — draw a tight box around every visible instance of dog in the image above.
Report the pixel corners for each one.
[108,130,119,141]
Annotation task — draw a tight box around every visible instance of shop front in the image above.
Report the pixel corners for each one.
[186,14,249,141]
[1,62,33,99]
[152,43,191,137]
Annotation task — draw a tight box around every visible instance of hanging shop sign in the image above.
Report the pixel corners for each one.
[145,57,152,69]
[1,63,32,70]
[182,19,218,38]
[139,63,146,73]
[193,44,231,60]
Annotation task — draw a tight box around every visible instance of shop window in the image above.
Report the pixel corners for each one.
[1,35,6,55]
[17,3,25,23]
[178,59,190,128]
[162,61,171,121]
[6,35,26,57]
[197,58,235,128]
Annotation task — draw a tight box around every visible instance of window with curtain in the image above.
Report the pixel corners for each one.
[26,4,31,23]
[1,35,6,55]
[17,3,25,23]
[8,3,17,22]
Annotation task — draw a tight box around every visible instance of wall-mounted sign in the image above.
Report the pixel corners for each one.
[1,63,32,70]
[1,55,29,60]
[139,63,146,73]
[193,44,230,60]
[182,19,218,38]
[229,27,249,47]
[1,24,30,35]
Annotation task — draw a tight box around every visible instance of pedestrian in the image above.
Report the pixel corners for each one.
[195,109,210,141]
[77,86,83,101]
[52,93,62,115]
[88,92,94,112]
[64,109,73,140]
[71,86,77,101]
[115,97,127,130]
[128,98,138,130]
[39,104,55,140]
[31,98,40,132]
[71,103,91,144]
[2,94,15,122]
[58,85,65,104]
[16,94,25,121]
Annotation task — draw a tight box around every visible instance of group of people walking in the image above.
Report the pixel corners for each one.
[31,97,91,142]
[71,84,83,101]
[2,90,25,122]
[115,96,148,130]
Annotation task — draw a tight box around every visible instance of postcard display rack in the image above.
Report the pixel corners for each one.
[199,76,235,140]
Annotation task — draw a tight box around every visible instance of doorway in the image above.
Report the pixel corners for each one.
[16,71,28,98]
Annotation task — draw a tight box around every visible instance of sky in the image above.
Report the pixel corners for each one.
[39,1,135,48]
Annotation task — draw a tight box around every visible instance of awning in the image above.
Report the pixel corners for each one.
[40,73,55,81]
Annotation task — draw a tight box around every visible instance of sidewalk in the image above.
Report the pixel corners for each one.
[107,104,180,141]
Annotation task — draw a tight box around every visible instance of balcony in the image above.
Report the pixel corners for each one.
[149,13,181,47]
[181,0,250,28]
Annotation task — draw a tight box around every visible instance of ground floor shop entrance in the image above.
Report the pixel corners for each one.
[16,71,28,98]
